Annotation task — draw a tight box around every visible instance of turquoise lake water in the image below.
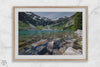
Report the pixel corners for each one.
[19,30,74,42]
[19,30,73,35]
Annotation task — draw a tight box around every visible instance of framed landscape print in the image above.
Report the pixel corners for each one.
[13,6,88,61]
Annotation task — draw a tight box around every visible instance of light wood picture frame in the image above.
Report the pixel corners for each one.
[13,6,88,61]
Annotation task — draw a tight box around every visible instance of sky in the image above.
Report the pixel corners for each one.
[34,12,76,19]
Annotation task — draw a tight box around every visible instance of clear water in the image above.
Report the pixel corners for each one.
[19,30,73,35]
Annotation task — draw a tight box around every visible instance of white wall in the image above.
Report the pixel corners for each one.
[0,0,100,67]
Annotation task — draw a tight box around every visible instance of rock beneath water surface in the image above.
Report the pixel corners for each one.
[19,49,25,55]
[33,42,48,55]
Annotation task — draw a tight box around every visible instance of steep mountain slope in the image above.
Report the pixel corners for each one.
[19,12,55,26]
[63,12,82,31]
[18,12,82,31]
[19,12,55,30]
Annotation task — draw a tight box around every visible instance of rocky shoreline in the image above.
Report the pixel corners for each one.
[19,29,82,55]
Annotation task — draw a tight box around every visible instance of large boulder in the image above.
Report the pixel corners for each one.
[65,39,76,47]
[77,41,82,46]
[63,47,82,55]
[59,46,67,54]
[53,40,61,49]
[74,29,82,37]
[47,41,54,52]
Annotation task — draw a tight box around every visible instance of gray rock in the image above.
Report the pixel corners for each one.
[47,41,54,52]
[63,47,82,55]
[59,46,67,54]
[19,49,25,55]
[74,29,82,37]
[52,49,60,55]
